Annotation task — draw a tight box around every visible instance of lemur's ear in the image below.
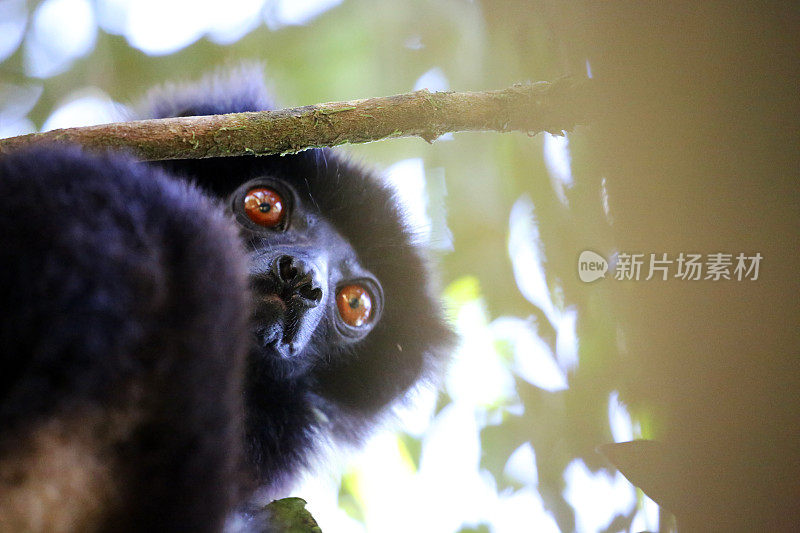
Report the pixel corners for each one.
[137,63,273,119]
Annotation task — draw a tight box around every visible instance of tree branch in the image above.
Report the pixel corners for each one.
[0,77,591,161]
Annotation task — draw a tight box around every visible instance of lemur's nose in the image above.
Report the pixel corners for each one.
[271,255,323,306]
[249,254,326,357]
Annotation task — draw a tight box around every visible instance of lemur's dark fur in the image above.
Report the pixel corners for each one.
[0,147,249,532]
[0,69,452,532]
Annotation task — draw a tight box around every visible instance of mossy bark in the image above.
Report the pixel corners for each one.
[0,78,591,161]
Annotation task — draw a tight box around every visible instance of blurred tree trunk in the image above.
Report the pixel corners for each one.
[535,1,800,529]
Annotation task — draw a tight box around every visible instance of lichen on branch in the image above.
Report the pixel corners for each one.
[0,78,591,161]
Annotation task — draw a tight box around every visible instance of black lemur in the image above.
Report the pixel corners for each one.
[0,69,453,532]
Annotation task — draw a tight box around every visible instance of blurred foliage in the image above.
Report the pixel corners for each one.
[263,498,322,533]
[0,1,652,531]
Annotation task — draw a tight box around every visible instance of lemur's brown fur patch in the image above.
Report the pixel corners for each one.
[0,407,138,533]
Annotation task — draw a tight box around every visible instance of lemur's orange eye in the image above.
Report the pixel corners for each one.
[336,285,373,327]
[244,187,285,228]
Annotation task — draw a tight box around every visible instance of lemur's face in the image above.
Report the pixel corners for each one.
[143,71,452,491]
[227,177,383,376]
